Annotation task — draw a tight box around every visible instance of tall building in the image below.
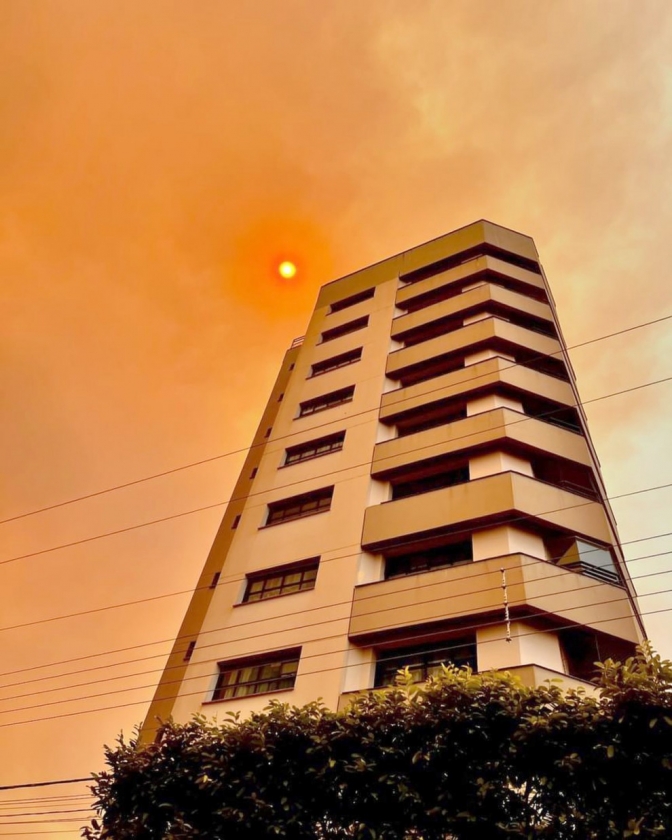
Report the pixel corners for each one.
[142,220,645,740]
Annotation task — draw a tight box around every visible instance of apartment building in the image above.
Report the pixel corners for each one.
[141,220,644,739]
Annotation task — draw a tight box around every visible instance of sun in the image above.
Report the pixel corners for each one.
[278,260,297,279]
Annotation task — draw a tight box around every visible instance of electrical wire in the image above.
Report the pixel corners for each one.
[1,466,669,647]
[1,521,671,692]
[0,809,93,818]
[0,780,90,792]
[1,310,669,529]
[2,595,672,731]
[0,831,88,837]
[0,524,667,703]
[2,536,672,707]
[0,317,669,734]
[3,550,672,716]
[0,796,90,806]
[1,366,671,576]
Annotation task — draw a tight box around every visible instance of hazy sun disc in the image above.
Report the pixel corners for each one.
[278,260,297,279]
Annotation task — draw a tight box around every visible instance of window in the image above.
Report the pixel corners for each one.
[183,641,196,662]
[399,244,541,285]
[243,558,319,603]
[559,629,600,682]
[209,572,221,589]
[385,540,473,579]
[329,287,375,313]
[375,637,477,687]
[391,464,470,500]
[212,648,300,701]
[310,348,362,377]
[231,514,241,529]
[320,316,368,343]
[265,486,334,526]
[284,432,345,466]
[547,535,620,585]
[298,386,354,417]
[396,401,467,437]
[397,355,466,389]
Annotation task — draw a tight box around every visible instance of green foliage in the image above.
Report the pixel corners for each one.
[84,648,672,839]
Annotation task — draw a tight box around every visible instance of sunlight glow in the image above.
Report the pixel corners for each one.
[278,260,297,279]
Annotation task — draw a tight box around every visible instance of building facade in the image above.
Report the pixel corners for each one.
[141,220,645,740]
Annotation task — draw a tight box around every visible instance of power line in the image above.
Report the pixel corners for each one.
[0,809,93,818]
[2,368,671,575]
[0,831,86,836]
[2,540,672,707]
[1,468,669,644]
[3,598,672,791]
[5,548,672,717]
[0,797,91,808]
[0,780,90,792]
[1,520,670,691]
[1,597,671,732]
[0,551,672,704]
[0,817,92,831]
[2,310,670,529]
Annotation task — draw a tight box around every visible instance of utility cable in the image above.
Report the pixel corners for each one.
[0,809,93,818]
[1,310,669,528]
[2,540,672,705]
[1,470,669,640]
[4,548,672,716]
[2,598,672,730]
[0,524,672,702]
[0,780,90,792]
[2,368,672,573]
[2,522,671,689]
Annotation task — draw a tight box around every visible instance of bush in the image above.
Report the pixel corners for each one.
[84,647,672,839]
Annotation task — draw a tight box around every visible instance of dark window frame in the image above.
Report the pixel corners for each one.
[264,486,334,527]
[374,636,477,687]
[309,347,362,378]
[320,315,369,343]
[243,558,320,603]
[385,539,473,579]
[211,648,301,701]
[391,464,470,501]
[298,386,354,417]
[329,287,375,313]
[283,432,345,466]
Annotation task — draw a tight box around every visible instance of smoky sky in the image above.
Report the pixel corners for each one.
[1,2,672,834]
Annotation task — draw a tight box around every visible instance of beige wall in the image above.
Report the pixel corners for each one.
[171,271,402,720]
[143,221,643,737]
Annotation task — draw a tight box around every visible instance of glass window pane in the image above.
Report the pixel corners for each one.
[264,576,283,590]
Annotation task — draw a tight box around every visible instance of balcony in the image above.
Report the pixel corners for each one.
[396,255,547,311]
[385,317,562,382]
[379,356,575,424]
[336,664,596,711]
[372,407,593,479]
[391,284,554,344]
[361,471,616,552]
[348,553,639,645]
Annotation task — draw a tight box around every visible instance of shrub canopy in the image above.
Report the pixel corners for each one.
[85,648,672,839]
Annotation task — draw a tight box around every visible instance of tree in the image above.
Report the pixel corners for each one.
[84,647,672,839]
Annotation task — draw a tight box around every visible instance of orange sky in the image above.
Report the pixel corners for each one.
[2,1,672,835]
